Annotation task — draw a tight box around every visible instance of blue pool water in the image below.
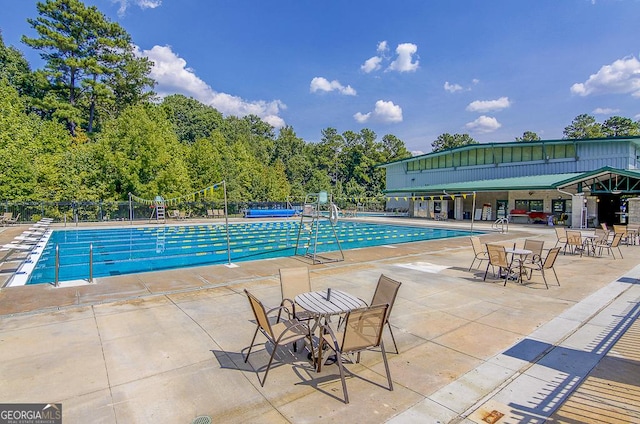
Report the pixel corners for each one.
[26,221,476,284]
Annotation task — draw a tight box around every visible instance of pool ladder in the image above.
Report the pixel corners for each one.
[54,243,94,287]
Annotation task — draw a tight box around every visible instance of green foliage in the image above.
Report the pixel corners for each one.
[602,116,640,137]
[563,114,603,139]
[92,104,192,200]
[431,133,477,152]
[515,131,541,142]
[22,0,154,135]
[161,94,223,144]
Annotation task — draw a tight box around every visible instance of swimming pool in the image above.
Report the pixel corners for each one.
[25,221,476,284]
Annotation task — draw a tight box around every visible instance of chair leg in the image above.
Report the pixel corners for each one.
[335,353,349,404]
[483,262,491,281]
[380,340,394,392]
[469,257,476,271]
[244,326,260,362]
[540,269,549,289]
[552,268,560,286]
[260,342,280,387]
[386,321,399,354]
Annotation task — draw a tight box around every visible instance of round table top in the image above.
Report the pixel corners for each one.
[295,289,367,316]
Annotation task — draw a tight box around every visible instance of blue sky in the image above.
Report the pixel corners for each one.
[1,0,639,154]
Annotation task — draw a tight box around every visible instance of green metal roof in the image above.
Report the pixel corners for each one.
[377,135,640,168]
[385,167,640,194]
[386,173,584,194]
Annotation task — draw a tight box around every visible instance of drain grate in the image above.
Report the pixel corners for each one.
[191,416,212,424]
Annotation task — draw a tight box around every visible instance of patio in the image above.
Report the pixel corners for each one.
[0,218,638,423]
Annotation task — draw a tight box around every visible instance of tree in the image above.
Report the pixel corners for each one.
[601,116,640,137]
[93,104,192,199]
[515,131,541,142]
[563,114,603,139]
[22,0,154,135]
[0,32,37,98]
[431,133,477,152]
[162,94,223,144]
[381,134,411,160]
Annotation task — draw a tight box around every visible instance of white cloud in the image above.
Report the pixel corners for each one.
[361,56,383,73]
[362,41,419,74]
[387,43,419,72]
[139,45,286,128]
[571,55,640,97]
[112,0,161,17]
[465,116,502,133]
[309,77,356,96]
[411,150,424,156]
[466,96,511,113]
[593,107,620,115]
[353,112,371,123]
[354,100,403,123]
[444,81,463,93]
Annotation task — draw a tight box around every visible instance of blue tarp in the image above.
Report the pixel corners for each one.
[244,209,300,218]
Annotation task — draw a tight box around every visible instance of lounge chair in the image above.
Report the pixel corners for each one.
[317,304,393,404]
[522,247,561,289]
[278,267,314,322]
[484,244,514,286]
[0,212,11,226]
[469,236,489,271]
[243,289,313,387]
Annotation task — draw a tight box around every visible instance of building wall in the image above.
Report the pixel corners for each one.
[385,139,639,190]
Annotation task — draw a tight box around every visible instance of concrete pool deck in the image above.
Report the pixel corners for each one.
[0,218,638,423]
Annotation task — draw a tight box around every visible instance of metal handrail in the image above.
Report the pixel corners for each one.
[492,217,509,233]
[89,243,93,283]
[54,244,59,287]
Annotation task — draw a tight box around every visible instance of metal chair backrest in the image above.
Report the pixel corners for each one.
[613,225,627,235]
[279,267,311,301]
[470,236,486,255]
[245,289,275,340]
[340,304,388,353]
[566,230,583,247]
[555,227,567,240]
[524,239,544,257]
[543,247,561,269]
[601,223,609,232]
[610,232,623,247]
[371,274,401,323]
[486,244,509,268]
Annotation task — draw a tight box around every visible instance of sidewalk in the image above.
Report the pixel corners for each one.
[0,220,638,423]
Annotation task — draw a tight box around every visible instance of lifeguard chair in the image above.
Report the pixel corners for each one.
[294,191,344,264]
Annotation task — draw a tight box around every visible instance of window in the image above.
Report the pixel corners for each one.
[514,199,544,212]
